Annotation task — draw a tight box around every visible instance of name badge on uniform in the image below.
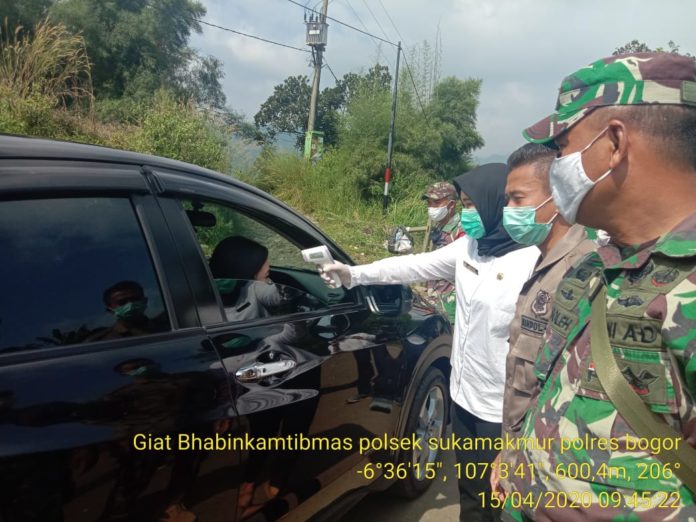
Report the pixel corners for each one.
[462,260,478,275]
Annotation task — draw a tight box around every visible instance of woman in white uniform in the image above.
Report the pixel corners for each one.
[321,163,540,522]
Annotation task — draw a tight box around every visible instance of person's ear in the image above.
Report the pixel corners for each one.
[607,120,628,170]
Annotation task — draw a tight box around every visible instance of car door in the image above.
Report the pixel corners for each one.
[0,162,236,522]
[151,169,413,520]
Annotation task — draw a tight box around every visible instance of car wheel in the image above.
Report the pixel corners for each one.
[393,366,448,498]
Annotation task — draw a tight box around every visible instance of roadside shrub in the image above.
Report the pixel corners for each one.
[246,148,433,262]
[130,90,230,172]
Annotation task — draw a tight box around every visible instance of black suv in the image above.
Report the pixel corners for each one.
[0,135,451,522]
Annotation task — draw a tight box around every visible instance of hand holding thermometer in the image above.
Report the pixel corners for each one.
[301,246,341,288]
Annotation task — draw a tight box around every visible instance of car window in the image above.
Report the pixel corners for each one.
[180,199,352,322]
[0,197,170,354]
[183,200,316,270]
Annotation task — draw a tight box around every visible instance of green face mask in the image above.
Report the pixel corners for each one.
[459,208,486,239]
[112,299,148,320]
[215,278,238,294]
[503,196,558,246]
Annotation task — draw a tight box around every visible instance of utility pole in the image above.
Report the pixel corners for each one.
[383,41,401,214]
[304,0,329,159]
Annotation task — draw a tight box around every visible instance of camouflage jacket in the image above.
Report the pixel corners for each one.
[502,225,595,436]
[430,212,465,249]
[503,213,696,522]
[425,213,464,323]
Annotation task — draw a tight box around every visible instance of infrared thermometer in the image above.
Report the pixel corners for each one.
[301,245,341,288]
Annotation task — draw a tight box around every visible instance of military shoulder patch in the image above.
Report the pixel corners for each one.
[531,290,551,317]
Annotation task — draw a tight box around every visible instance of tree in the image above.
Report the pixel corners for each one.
[613,39,692,57]
[176,54,227,110]
[613,40,652,55]
[329,72,483,200]
[429,77,484,178]
[254,75,311,147]
[254,65,392,149]
[49,0,211,100]
[0,0,52,32]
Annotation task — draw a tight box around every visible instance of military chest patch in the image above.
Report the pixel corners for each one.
[581,359,668,408]
[560,288,575,302]
[651,268,680,286]
[550,307,575,332]
[572,267,592,282]
[531,290,551,316]
[621,367,658,396]
[606,319,661,348]
[617,295,644,307]
[521,315,548,335]
[628,260,654,283]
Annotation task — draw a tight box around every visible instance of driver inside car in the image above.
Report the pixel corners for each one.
[210,236,296,322]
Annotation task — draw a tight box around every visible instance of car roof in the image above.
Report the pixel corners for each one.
[0,134,350,259]
[2,132,232,175]
[0,133,273,199]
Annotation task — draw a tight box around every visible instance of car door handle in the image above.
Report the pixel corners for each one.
[235,360,296,383]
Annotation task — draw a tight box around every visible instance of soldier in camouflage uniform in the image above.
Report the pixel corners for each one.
[422,182,465,323]
[501,52,696,521]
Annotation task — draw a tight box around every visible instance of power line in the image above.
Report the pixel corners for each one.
[324,60,339,83]
[374,1,429,125]
[342,0,392,68]
[360,0,391,42]
[377,0,406,44]
[194,18,310,53]
[401,51,429,124]
[287,0,396,47]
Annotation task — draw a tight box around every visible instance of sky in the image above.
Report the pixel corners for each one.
[190,0,695,161]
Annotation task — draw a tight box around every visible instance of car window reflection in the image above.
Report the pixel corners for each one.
[86,281,169,342]
[0,197,170,354]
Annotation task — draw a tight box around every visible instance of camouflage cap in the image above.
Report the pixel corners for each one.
[422,181,457,201]
[524,52,696,143]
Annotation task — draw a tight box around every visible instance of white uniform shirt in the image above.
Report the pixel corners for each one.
[348,236,539,422]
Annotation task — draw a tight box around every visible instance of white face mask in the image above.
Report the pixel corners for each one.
[549,127,614,224]
[428,205,450,223]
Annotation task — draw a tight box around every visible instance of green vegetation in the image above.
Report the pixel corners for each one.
[241,147,432,263]
[0,6,485,263]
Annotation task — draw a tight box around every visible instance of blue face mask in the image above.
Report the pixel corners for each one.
[503,196,558,246]
[459,209,486,239]
[112,299,148,320]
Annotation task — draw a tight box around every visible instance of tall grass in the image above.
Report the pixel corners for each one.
[0,19,96,138]
[0,19,93,108]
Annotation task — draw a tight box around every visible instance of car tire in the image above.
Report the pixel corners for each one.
[392,365,448,498]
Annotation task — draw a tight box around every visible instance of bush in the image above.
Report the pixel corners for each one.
[245,148,433,262]
[96,97,149,125]
[129,90,230,172]
[0,84,95,139]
